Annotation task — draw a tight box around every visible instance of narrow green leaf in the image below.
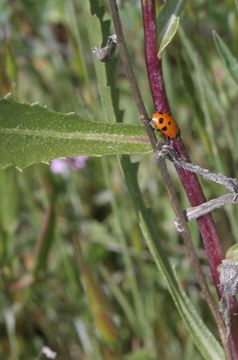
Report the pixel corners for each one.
[213,31,238,85]
[0,168,18,235]
[139,214,225,360]
[121,156,225,360]
[79,0,124,125]
[158,14,180,56]
[179,27,223,172]
[34,201,56,274]
[0,168,19,265]
[74,243,119,349]
[0,99,150,170]
[157,0,187,56]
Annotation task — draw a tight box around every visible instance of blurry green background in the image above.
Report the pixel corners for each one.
[0,0,238,359]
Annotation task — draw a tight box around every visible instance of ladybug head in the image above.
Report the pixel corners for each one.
[151,112,165,127]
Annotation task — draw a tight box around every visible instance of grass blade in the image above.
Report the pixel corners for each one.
[213,31,238,85]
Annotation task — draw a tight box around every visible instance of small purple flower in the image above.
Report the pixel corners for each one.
[50,159,70,176]
[50,156,89,176]
[68,156,89,170]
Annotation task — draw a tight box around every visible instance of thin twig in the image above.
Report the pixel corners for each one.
[185,193,237,219]
[157,145,238,195]
[174,193,237,232]
[155,146,231,359]
[156,144,238,228]
[107,0,156,147]
[108,0,231,357]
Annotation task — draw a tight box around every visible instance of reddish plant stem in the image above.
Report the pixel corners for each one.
[141,0,223,293]
[141,0,169,113]
[173,140,223,291]
[141,0,238,356]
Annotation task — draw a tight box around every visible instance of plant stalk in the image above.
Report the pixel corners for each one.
[108,0,233,358]
[140,0,238,357]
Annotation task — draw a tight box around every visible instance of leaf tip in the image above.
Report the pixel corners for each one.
[157,15,180,56]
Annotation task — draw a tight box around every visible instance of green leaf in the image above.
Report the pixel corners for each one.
[0,168,18,235]
[0,99,150,170]
[179,27,224,172]
[0,168,19,265]
[34,200,56,275]
[139,214,225,360]
[213,31,238,85]
[121,156,225,360]
[80,0,123,123]
[157,0,187,56]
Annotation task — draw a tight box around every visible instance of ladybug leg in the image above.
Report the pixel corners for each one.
[147,120,157,131]
[165,136,173,144]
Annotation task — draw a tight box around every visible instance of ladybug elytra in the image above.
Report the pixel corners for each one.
[151,112,179,139]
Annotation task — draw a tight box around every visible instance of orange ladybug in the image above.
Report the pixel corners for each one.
[151,112,179,139]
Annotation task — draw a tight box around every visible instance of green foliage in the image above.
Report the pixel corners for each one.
[0,168,18,266]
[121,156,224,359]
[0,0,237,359]
[157,0,187,55]
[213,30,238,85]
[0,98,149,169]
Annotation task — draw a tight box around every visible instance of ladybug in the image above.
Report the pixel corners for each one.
[151,112,179,139]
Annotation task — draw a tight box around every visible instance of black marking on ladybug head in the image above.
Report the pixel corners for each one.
[159,118,164,124]
[162,126,168,131]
